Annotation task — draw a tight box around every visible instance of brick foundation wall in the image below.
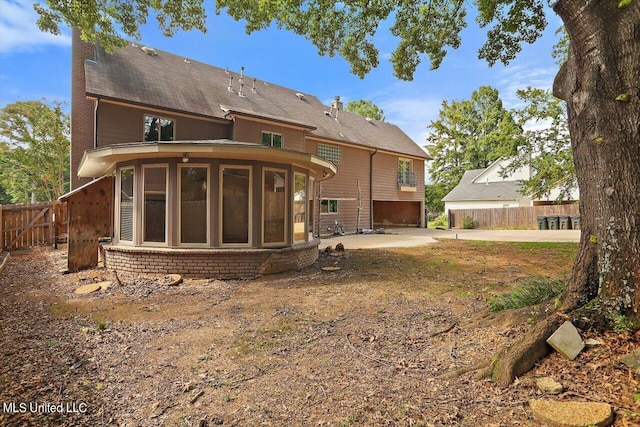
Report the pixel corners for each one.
[102,240,320,279]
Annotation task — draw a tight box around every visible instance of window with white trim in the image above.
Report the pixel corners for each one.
[118,168,134,242]
[320,199,338,214]
[144,115,174,141]
[317,143,341,163]
[179,165,209,245]
[142,165,168,243]
[261,132,282,147]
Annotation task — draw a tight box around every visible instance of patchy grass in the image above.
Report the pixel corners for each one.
[487,277,567,312]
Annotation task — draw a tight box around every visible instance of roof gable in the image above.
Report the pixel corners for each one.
[442,168,525,202]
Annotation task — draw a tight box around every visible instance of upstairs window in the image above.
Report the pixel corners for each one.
[317,143,341,163]
[262,132,282,148]
[144,115,174,141]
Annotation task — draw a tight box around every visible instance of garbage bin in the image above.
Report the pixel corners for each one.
[559,216,571,230]
[571,215,581,230]
[537,216,548,230]
[547,216,559,230]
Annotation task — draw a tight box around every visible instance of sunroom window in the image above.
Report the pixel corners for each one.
[263,169,287,245]
[293,173,307,243]
[221,166,251,245]
[119,168,134,242]
[143,166,167,243]
[179,166,208,244]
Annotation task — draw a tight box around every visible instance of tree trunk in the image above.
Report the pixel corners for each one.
[488,0,639,385]
[553,0,640,321]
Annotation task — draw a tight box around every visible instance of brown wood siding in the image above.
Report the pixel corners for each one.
[232,118,306,151]
[97,103,231,146]
[308,141,372,232]
[98,102,142,145]
[372,153,424,202]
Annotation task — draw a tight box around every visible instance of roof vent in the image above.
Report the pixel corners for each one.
[141,46,157,56]
[296,92,305,100]
[365,117,373,123]
[225,67,230,74]
[238,66,245,97]
[184,58,190,64]
[324,111,331,116]
[252,78,257,93]
[331,96,343,111]
[228,76,234,93]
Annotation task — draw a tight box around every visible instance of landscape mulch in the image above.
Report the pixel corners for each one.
[0,244,637,426]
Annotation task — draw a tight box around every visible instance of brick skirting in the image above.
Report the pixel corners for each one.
[102,240,320,279]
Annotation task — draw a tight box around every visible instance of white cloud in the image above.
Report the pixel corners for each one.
[378,96,441,147]
[0,0,71,54]
[496,64,557,108]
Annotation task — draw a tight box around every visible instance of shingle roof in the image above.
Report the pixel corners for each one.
[442,169,524,202]
[85,43,429,159]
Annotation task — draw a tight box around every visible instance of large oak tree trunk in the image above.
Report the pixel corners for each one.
[490,0,639,385]
[553,0,640,319]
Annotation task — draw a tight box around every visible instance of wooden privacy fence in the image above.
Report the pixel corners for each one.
[449,204,580,230]
[0,201,68,250]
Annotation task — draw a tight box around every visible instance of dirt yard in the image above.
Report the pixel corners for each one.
[0,241,637,426]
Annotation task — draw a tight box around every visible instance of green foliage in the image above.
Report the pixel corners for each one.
[610,314,638,333]
[424,183,447,218]
[462,215,475,229]
[488,278,566,312]
[95,320,108,331]
[428,214,448,229]
[503,88,576,202]
[0,100,70,203]
[426,86,522,193]
[551,26,569,66]
[345,100,385,121]
[35,0,547,81]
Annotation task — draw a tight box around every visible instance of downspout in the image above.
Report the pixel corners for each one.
[94,98,99,149]
[369,149,377,229]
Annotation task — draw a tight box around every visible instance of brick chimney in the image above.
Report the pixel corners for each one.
[70,29,96,190]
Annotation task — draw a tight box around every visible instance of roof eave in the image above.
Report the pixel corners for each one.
[77,140,337,182]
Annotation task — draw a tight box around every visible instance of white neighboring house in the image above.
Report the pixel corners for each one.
[442,159,579,211]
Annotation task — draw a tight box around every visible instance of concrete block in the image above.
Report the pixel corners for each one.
[546,321,584,360]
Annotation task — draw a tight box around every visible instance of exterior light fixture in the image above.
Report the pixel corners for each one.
[182,153,190,163]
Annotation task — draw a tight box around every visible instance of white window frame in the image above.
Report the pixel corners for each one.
[143,114,175,142]
[116,166,135,244]
[293,172,307,244]
[262,167,288,247]
[178,164,210,247]
[320,199,339,214]
[141,164,169,246]
[261,131,283,148]
[219,165,253,247]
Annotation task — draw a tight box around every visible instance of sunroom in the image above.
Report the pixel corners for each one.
[77,140,336,278]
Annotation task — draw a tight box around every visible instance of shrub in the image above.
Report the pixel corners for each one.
[462,215,475,229]
[429,214,448,228]
[488,278,566,312]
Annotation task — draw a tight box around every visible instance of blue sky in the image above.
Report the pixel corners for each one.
[0,0,562,147]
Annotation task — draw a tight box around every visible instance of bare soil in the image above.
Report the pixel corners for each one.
[0,241,637,426]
